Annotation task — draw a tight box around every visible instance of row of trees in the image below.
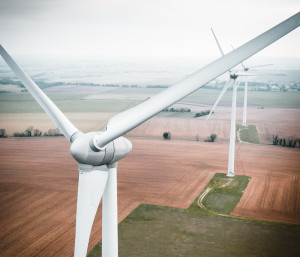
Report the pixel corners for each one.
[272,135,299,148]
[162,107,191,112]
[0,127,63,138]
[204,134,217,142]
[0,129,7,138]
[163,131,217,142]
[194,110,211,118]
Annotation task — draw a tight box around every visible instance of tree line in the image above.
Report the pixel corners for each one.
[194,110,211,118]
[0,127,63,138]
[163,131,217,142]
[272,135,299,148]
[163,107,191,112]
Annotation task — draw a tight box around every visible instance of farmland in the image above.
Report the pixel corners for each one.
[126,106,300,144]
[0,81,300,256]
[0,138,299,256]
[1,87,300,143]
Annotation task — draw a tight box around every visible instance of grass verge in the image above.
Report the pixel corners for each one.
[236,124,260,144]
[189,173,250,215]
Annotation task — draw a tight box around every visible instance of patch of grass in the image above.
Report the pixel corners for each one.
[88,204,300,257]
[236,125,260,144]
[189,173,250,215]
[206,173,250,214]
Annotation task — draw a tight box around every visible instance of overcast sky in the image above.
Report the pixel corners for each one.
[0,0,299,62]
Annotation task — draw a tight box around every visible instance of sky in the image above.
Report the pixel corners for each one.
[0,0,299,64]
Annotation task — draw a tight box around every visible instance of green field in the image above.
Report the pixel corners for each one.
[0,93,141,113]
[187,88,300,107]
[0,88,300,115]
[103,87,300,108]
[88,173,300,257]
[236,125,260,144]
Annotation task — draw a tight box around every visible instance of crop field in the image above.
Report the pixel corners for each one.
[0,137,299,256]
[1,87,299,141]
[127,106,300,144]
[233,143,300,224]
[1,106,299,142]
[184,88,300,108]
[0,112,116,136]
[126,115,231,141]
[0,86,299,256]
[0,93,141,113]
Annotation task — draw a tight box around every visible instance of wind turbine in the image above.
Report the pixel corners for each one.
[207,28,284,177]
[230,45,273,127]
[208,27,248,176]
[1,12,299,257]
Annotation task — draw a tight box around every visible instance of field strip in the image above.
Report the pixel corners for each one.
[237,126,252,144]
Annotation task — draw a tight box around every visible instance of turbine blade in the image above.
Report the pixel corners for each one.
[74,165,109,257]
[0,45,80,141]
[236,71,285,76]
[248,64,273,69]
[211,27,225,56]
[236,77,242,89]
[206,78,234,120]
[92,12,300,149]
[231,44,246,70]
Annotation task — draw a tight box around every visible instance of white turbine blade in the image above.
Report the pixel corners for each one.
[74,165,109,257]
[0,45,80,141]
[248,64,273,69]
[235,71,285,76]
[93,12,300,149]
[211,27,225,56]
[102,165,118,257]
[231,44,246,70]
[236,77,242,89]
[206,78,234,120]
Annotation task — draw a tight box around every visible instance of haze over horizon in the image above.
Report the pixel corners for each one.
[0,0,299,63]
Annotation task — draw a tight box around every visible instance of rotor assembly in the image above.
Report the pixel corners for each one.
[70,132,132,166]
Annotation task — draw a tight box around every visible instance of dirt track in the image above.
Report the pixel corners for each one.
[0,137,299,256]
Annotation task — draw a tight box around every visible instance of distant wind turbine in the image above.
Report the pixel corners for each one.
[208,28,250,176]
[208,28,285,177]
[1,12,299,257]
[230,45,273,127]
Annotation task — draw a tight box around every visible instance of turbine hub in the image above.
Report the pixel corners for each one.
[70,132,132,166]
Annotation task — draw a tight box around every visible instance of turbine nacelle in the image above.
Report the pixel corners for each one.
[230,73,239,79]
[70,132,132,166]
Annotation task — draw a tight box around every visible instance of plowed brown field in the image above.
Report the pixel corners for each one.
[127,107,300,144]
[0,137,299,256]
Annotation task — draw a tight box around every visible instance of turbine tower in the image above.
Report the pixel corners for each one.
[1,12,299,257]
